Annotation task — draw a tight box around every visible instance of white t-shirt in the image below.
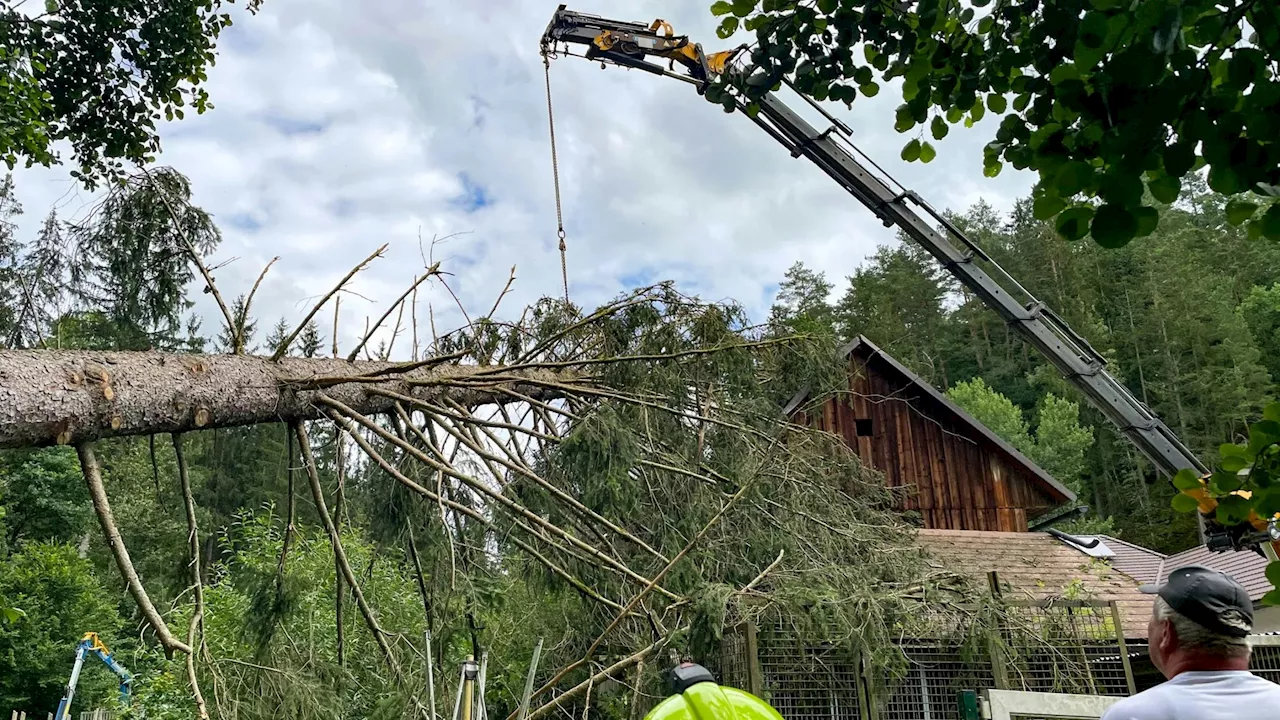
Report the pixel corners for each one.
[1100,671,1280,720]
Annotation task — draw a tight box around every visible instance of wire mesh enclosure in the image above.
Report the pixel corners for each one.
[719,599,1140,720]
[1251,636,1280,684]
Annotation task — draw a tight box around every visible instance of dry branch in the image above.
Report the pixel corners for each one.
[173,434,210,719]
[273,244,388,361]
[325,396,676,600]
[330,410,629,613]
[78,443,192,657]
[238,257,279,355]
[0,350,574,448]
[293,420,403,680]
[348,265,440,362]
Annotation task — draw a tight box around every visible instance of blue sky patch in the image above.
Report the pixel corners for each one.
[451,173,491,213]
[226,213,264,233]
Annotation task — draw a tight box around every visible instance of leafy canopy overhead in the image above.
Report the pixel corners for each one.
[711,0,1280,247]
[0,0,262,188]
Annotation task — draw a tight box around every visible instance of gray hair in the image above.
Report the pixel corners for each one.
[1154,597,1252,658]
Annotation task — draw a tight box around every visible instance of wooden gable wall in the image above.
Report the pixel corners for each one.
[792,347,1061,532]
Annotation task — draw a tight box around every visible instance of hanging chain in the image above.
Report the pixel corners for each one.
[542,52,570,306]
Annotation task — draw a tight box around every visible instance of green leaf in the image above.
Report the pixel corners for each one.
[1099,172,1144,207]
[1091,204,1138,248]
[1208,164,1244,194]
[859,82,880,97]
[1049,65,1080,85]
[817,0,838,13]
[1261,205,1280,241]
[1249,420,1280,454]
[864,46,878,64]
[1216,494,1253,525]
[1264,404,1280,423]
[983,160,1003,178]
[920,142,937,163]
[1220,455,1250,473]
[1054,161,1094,197]
[1222,442,1250,459]
[717,17,740,38]
[1055,205,1095,240]
[1147,175,1181,204]
[1264,589,1280,607]
[987,94,1007,114]
[1172,468,1205,492]
[1225,197,1259,226]
[44,0,58,13]
[1134,206,1159,237]
[1033,194,1067,220]
[732,0,755,17]
[1078,11,1109,49]
[1171,493,1201,513]
[894,104,916,133]
[1163,143,1197,177]
[931,115,949,140]
[978,16,994,34]
[1267,561,1280,589]
[711,0,735,16]
[901,139,922,162]
[1209,470,1244,494]
[947,106,964,124]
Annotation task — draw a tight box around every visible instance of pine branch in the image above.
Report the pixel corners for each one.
[273,244,387,361]
[239,256,279,355]
[525,482,751,709]
[325,396,676,600]
[413,400,670,564]
[347,266,439,362]
[78,443,192,657]
[292,420,403,681]
[173,433,210,719]
[329,410,629,614]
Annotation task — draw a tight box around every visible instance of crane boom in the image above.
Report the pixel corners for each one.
[541,5,1280,559]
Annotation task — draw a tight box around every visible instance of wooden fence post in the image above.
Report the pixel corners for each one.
[986,571,1012,690]
[743,622,763,698]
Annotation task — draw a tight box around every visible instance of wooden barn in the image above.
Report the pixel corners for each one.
[784,336,1074,532]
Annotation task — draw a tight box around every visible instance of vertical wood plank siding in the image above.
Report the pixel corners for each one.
[793,347,1056,532]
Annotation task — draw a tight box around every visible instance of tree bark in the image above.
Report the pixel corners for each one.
[0,350,569,448]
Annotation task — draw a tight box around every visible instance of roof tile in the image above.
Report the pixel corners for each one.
[917,529,1152,639]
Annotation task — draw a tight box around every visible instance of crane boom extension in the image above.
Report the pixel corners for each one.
[542,6,1280,559]
[541,6,1206,480]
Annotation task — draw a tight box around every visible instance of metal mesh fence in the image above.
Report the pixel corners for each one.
[752,629,863,720]
[880,640,994,720]
[1251,637,1280,684]
[1001,600,1132,697]
[720,600,1141,720]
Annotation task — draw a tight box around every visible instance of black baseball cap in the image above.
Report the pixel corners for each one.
[1141,565,1254,638]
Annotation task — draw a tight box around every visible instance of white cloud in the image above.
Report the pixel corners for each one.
[9,0,1037,356]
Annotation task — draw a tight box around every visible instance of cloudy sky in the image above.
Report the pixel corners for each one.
[10,0,1038,356]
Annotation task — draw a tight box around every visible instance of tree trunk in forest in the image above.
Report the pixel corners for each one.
[0,350,569,448]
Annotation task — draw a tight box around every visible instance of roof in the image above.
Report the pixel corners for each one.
[917,529,1152,638]
[1159,544,1274,602]
[1092,535,1168,586]
[785,335,1075,505]
[1076,535,1272,604]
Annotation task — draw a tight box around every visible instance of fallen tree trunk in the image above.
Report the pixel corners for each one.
[0,350,570,448]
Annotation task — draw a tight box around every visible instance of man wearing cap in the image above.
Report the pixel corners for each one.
[1101,565,1280,719]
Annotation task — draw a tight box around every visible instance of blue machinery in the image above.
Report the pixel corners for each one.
[53,632,132,720]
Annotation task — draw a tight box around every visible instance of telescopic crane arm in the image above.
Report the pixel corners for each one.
[54,632,133,720]
[541,5,1280,558]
